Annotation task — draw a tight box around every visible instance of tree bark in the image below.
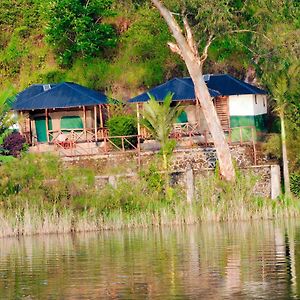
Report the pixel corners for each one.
[280,110,290,196]
[151,0,235,181]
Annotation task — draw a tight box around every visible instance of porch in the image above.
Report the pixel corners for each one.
[20,104,109,147]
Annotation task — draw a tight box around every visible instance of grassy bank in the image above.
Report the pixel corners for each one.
[0,154,299,238]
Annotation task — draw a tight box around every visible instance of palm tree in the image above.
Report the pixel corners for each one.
[267,64,300,197]
[142,93,183,171]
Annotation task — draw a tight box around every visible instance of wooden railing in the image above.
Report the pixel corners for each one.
[26,124,268,165]
[100,135,141,153]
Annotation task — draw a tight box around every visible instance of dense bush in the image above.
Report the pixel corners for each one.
[107,115,138,149]
[291,173,300,198]
[45,0,117,65]
[3,132,26,157]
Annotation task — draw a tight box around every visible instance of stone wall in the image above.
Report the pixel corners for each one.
[65,145,279,199]
[93,164,279,199]
[169,145,255,171]
[66,144,267,174]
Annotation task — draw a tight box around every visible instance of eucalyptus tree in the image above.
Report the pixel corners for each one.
[142,93,182,171]
[149,0,250,181]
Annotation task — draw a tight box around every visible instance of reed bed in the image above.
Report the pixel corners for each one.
[0,154,299,238]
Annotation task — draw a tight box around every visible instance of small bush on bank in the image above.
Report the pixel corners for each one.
[291,173,300,198]
[107,115,138,149]
[2,132,26,157]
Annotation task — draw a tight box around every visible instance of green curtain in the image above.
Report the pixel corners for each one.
[60,116,83,132]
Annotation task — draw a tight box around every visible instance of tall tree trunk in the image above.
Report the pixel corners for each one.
[151,0,235,181]
[280,110,290,196]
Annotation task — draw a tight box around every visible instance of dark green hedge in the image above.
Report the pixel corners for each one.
[107,115,138,149]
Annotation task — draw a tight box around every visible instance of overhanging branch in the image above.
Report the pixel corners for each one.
[200,34,215,65]
[183,15,199,58]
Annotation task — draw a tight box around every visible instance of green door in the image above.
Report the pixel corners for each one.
[35,116,52,142]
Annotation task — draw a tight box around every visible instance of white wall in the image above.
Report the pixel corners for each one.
[229,94,267,116]
[253,94,268,115]
[229,95,254,116]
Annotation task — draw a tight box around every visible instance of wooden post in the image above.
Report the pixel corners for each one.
[136,103,141,136]
[99,104,104,138]
[19,111,24,135]
[186,164,194,204]
[239,127,243,145]
[107,104,110,119]
[196,98,201,130]
[99,105,104,127]
[251,127,257,165]
[29,117,33,145]
[45,109,49,143]
[94,105,97,142]
[83,106,87,140]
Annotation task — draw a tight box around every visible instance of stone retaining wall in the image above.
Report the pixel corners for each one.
[94,164,280,199]
[65,145,279,199]
[66,145,261,173]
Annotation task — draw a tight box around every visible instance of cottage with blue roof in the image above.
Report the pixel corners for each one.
[129,74,268,142]
[12,82,109,150]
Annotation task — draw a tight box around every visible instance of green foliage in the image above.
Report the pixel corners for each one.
[139,164,165,194]
[45,0,117,65]
[107,115,137,148]
[142,93,182,169]
[291,173,300,198]
[0,87,17,144]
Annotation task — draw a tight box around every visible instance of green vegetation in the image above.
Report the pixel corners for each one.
[0,154,299,238]
[142,93,182,170]
[45,0,117,66]
[0,0,299,230]
[107,115,138,148]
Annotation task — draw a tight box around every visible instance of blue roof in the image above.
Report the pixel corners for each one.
[13,82,110,110]
[129,74,267,103]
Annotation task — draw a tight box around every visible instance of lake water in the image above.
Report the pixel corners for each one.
[0,221,300,299]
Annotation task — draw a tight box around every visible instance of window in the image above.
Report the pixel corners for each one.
[43,84,51,92]
[60,116,83,131]
[263,97,266,107]
[254,95,257,104]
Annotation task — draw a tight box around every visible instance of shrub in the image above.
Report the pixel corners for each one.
[291,173,300,198]
[3,132,26,157]
[107,115,137,149]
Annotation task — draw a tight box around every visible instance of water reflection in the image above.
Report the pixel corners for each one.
[0,221,299,299]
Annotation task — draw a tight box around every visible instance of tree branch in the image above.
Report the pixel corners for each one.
[167,42,184,59]
[229,29,272,42]
[151,0,195,63]
[200,34,215,65]
[183,15,199,58]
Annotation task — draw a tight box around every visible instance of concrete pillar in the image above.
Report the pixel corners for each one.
[108,175,117,188]
[271,165,281,199]
[186,165,194,203]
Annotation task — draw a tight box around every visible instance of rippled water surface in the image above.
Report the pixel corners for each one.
[1,221,300,299]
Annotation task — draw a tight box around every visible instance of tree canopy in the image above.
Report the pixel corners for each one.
[45,0,117,65]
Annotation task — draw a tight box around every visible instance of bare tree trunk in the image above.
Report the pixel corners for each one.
[280,110,290,196]
[151,0,235,181]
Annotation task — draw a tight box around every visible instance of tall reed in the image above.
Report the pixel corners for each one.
[0,154,299,238]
